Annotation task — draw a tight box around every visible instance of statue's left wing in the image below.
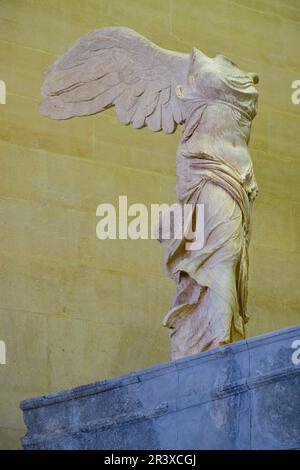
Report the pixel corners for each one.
[40,27,190,133]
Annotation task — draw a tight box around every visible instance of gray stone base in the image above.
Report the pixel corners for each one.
[20,325,300,450]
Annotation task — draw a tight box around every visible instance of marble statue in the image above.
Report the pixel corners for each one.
[40,27,259,360]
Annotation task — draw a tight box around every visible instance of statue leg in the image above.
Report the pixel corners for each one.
[163,181,248,360]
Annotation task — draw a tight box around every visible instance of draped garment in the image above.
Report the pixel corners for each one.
[159,101,257,360]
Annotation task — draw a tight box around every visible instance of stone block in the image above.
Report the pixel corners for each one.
[20,325,300,449]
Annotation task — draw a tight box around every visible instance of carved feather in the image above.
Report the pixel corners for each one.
[40,27,190,134]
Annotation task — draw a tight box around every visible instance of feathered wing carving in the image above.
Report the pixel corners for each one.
[40,27,191,133]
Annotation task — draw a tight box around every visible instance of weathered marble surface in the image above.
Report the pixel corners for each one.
[39,27,259,359]
[21,324,300,450]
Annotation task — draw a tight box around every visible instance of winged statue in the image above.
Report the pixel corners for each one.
[40,27,259,360]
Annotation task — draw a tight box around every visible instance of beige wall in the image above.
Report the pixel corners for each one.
[0,0,299,449]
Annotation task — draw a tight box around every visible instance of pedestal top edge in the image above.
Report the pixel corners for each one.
[20,323,300,412]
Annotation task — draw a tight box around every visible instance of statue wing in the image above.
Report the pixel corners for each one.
[40,27,190,133]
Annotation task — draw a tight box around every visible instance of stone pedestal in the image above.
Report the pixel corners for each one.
[20,325,300,450]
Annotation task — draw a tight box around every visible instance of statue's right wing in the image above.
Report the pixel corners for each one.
[40,27,191,134]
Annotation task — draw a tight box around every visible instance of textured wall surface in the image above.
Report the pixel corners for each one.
[0,0,299,449]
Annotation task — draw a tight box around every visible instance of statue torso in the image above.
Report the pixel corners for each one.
[175,64,258,201]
